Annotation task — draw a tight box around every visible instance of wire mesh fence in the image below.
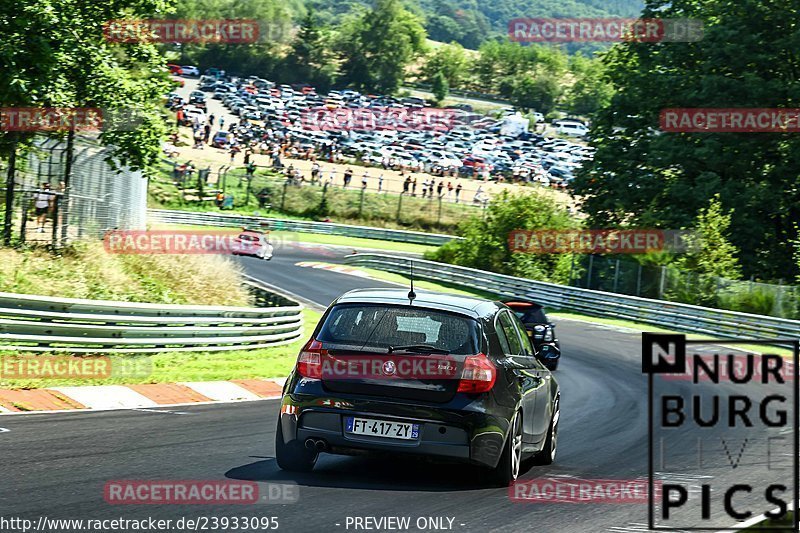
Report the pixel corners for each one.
[151,158,490,232]
[569,254,800,319]
[1,134,147,246]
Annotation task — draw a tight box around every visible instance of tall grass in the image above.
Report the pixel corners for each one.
[0,242,251,306]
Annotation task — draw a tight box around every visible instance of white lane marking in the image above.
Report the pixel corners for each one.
[51,385,159,409]
[180,381,261,402]
[608,524,690,533]
[130,408,193,415]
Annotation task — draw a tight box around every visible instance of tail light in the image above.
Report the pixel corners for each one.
[457,353,496,393]
[297,338,326,379]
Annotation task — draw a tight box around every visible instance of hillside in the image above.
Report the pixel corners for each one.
[306,0,644,49]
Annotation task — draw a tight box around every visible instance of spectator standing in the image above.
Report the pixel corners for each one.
[411,176,417,197]
[311,162,321,185]
[343,168,353,188]
[422,177,429,198]
[447,181,454,201]
[437,180,444,198]
[33,183,54,233]
[361,171,369,190]
[473,185,485,204]
[403,176,411,195]
[455,182,462,203]
[378,174,384,193]
[229,145,241,164]
[209,114,215,127]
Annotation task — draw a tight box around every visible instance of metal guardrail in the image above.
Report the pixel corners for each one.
[0,283,304,353]
[345,254,800,341]
[148,209,459,246]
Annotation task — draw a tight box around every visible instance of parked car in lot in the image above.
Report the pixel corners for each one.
[167,64,183,75]
[181,65,200,76]
[275,288,560,486]
[211,131,233,148]
[232,230,273,260]
[503,300,561,370]
[555,121,588,137]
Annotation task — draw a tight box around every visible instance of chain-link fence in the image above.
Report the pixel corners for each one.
[1,135,147,246]
[151,159,490,233]
[569,254,800,319]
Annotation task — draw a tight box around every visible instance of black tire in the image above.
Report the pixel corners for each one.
[531,405,559,466]
[275,418,317,472]
[490,411,523,487]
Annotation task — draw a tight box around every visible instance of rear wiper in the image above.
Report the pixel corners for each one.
[387,344,450,354]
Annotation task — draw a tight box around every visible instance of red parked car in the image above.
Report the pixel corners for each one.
[462,155,493,172]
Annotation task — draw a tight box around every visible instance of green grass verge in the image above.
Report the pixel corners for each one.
[0,309,319,389]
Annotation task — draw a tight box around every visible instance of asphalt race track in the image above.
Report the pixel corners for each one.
[1,242,794,532]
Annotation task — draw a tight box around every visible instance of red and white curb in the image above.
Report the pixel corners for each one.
[296,261,374,278]
[0,378,286,414]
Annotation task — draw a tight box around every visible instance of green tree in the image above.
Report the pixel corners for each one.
[565,53,613,116]
[420,43,469,88]
[174,0,293,78]
[426,190,577,283]
[431,71,449,104]
[677,195,741,280]
[0,0,174,242]
[279,10,336,91]
[511,73,562,114]
[571,0,800,281]
[336,0,427,94]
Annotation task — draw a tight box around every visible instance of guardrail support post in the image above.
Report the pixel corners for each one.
[396,193,403,223]
[587,254,594,289]
[359,188,365,218]
[281,180,288,211]
[613,259,620,293]
[636,263,643,296]
[659,266,666,299]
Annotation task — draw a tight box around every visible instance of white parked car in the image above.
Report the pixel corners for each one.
[556,122,588,137]
[181,66,200,76]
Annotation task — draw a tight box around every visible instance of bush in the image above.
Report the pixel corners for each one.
[426,190,578,283]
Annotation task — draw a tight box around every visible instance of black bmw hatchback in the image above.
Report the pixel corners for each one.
[275,288,560,486]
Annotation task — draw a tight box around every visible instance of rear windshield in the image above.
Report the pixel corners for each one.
[510,306,548,325]
[317,304,480,355]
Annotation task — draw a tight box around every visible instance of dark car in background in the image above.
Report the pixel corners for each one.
[275,289,560,486]
[504,300,561,370]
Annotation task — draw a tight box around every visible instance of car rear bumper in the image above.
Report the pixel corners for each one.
[278,391,510,468]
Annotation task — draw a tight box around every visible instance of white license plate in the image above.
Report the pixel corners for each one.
[345,417,419,440]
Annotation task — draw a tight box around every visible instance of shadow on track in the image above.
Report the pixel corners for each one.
[226,454,500,492]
